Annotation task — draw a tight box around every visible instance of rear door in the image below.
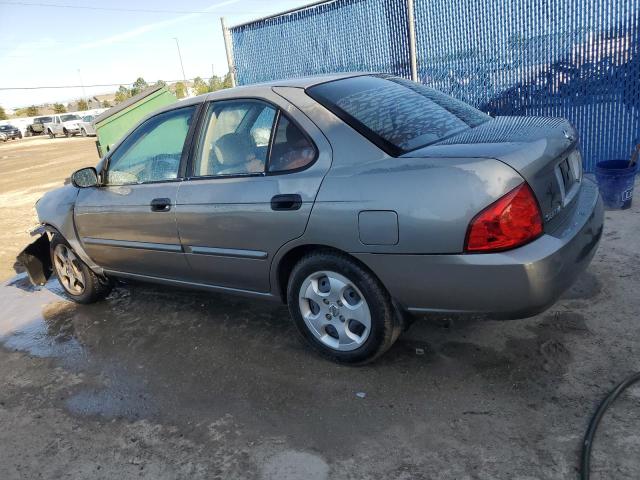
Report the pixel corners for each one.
[74,104,199,279]
[175,95,332,293]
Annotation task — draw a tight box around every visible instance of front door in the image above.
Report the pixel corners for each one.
[75,105,198,280]
[175,97,331,293]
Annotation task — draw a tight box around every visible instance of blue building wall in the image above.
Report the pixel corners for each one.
[230,0,640,171]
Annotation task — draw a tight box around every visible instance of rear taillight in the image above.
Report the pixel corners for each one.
[464,183,543,253]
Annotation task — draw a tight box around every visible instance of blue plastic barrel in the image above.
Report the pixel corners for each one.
[595,160,638,210]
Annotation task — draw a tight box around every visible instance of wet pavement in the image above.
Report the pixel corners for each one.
[1,184,639,478]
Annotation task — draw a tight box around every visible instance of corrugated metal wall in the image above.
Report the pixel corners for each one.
[230,0,640,171]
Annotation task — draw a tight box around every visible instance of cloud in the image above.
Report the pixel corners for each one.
[67,0,240,52]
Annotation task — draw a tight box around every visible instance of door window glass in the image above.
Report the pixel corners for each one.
[267,116,317,172]
[106,106,196,185]
[193,100,276,177]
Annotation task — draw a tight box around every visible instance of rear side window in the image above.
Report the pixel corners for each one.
[307,75,489,156]
[268,115,316,173]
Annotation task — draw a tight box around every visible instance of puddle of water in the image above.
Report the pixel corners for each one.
[1,274,84,363]
[1,274,156,419]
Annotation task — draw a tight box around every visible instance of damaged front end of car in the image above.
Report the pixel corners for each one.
[16,225,52,286]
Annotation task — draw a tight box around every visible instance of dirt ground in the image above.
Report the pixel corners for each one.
[0,136,99,280]
[0,137,639,479]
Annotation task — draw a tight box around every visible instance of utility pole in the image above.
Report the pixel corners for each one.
[173,37,187,84]
[77,68,87,105]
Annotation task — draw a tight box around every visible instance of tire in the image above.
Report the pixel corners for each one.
[63,128,70,138]
[50,234,112,304]
[80,128,87,137]
[287,250,402,364]
[17,132,22,139]
[48,129,55,139]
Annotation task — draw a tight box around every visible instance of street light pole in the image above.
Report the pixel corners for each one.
[173,37,187,84]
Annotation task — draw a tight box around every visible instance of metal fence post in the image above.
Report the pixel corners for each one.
[406,0,418,82]
[220,17,237,87]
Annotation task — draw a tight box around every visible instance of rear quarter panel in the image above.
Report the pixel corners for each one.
[273,86,524,255]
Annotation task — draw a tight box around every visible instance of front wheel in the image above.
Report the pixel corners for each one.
[63,128,70,138]
[80,128,87,137]
[48,129,55,139]
[287,251,402,364]
[51,235,112,304]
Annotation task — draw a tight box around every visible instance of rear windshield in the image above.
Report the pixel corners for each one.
[307,75,490,156]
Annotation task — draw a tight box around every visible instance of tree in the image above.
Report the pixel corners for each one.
[193,76,209,95]
[130,77,148,96]
[53,103,66,113]
[102,100,112,108]
[114,86,130,104]
[0,106,8,120]
[208,75,224,92]
[77,99,88,111]
[222,72,234,89]
[26,105,39,116]
[154,80,167,88]
[174,82,186,99]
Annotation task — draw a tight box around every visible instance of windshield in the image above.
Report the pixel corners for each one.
[82,115,94,121]
[0,125,13,130]
[36,117,52,123]
[307,75,490,156]
[61,114,81,122]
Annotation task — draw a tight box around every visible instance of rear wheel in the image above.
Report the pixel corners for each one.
[287,251,402,364]
[51,235,112,304]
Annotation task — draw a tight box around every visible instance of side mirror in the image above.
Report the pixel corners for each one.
[71,167,98,188]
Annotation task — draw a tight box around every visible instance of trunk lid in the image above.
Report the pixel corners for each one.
[406,116,583,230]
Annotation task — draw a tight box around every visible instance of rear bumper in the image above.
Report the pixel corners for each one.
[355,179,604,318]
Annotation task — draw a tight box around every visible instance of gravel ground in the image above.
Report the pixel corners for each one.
[0,138,638,479]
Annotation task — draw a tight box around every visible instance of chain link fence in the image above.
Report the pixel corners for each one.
[228,0,640,171]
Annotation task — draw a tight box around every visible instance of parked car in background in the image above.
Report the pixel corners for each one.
[19,73,603,363]
[28,116,53,136]
[0,124,22,140]
[78,115,97,137]
[44,114,83,138]
[0,131,7,142]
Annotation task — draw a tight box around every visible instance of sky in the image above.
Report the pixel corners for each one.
[0,0,311,110]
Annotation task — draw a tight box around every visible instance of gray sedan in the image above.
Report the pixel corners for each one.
[19,73,603,363]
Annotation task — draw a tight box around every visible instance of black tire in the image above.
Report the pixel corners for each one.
[48,129,55,139]
[80,128,87,137]
[287,250,402,364]
[17,132,22,139]
[63,128,70,138]
[50,234,112,304]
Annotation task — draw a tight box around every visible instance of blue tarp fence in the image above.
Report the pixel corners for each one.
[230,0,640,171]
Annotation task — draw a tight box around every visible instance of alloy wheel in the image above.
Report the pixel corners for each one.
[298,270,371,351]
[53,244,85,295]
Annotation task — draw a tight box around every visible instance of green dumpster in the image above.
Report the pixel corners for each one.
[94,85,177,157]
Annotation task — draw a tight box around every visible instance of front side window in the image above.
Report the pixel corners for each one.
[106,106,196,185]
[193,100,276,177]
[307,75,490,156]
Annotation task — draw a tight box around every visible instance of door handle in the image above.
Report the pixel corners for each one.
[271,194,302,211]
[150,198,172,212]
